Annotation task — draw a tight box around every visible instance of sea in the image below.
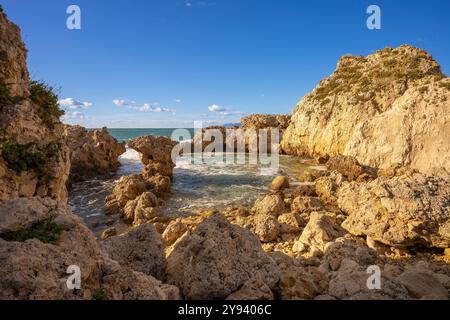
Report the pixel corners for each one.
[68,128,322,235]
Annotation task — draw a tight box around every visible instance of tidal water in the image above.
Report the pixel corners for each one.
[68,129,323,234]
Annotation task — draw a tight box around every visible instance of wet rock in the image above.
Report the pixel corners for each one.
[166,214,280,300]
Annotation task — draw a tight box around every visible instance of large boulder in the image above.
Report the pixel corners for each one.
[0,197,179,300]
[281,45,449,175]
[293,212,345,252]
[101,224,167,280]
[252,194,285,217]
[166,214,280,300]
[338,169,450,248]
[65,125,125,183]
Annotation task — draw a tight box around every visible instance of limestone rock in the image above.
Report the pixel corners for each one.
[339,170,450,248]
[281,45,449,175]
[252,214,280,243]
[294,212,345,252]
[326,155,376,181]
[105,174,148,214]
[65,125,125,183]
[291,196,324,213]
[397,270,448,300]
[163,220,189,246]
[166,214,280,300]
[315,171,347,205]
[241,114,291,130]
[0,12,29,98]
[226,278,274,300]
[271,175,290,190]
[252,194,285,217]
[101,224,166,280]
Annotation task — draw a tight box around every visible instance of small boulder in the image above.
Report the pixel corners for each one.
[252,214,280,243]
[271,176,290,191]
[252,194,285,217]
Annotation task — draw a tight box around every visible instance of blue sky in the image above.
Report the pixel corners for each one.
[2,0,450,128]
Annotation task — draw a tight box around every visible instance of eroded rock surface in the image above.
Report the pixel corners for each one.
[166,214,280,300]
[65,125,125,183]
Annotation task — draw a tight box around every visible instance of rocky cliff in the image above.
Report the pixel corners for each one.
[281,46,450,174]
[65,125,126,183]
[0,12,69,201]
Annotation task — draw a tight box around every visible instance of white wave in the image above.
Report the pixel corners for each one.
[119,148,142,163]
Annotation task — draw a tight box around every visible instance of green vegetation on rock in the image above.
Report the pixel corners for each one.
[0,81,14,107]
[0,134,60,179]
[29,80,64,128]
[1,215,64,244]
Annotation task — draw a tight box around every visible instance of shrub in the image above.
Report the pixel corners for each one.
[0,81,14,107]
[0,137,60,179]
[1,215,64,243]
[29,80,64,128]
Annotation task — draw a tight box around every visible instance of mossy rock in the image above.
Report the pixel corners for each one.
[1,215,64,244]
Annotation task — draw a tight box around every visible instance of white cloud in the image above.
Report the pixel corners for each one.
[114,99,175,113]
[174,99,182,103]
[62,111,87,120]
[208,104,226,112]
[140,103,174,113]
[112,99,134,107]
[208,104,246,117]
[58,98,92,109]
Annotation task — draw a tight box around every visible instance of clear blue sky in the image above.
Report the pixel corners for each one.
[2,0,450,128]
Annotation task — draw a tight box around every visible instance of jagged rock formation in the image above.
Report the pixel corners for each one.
[65,125,125,183]
[0,13,69,201]
[338,167,450,248]
[191,114,290,154]
[105,136,177,225]
[166,214,280,300]
[281,46,450,175]
[240,114,291,130]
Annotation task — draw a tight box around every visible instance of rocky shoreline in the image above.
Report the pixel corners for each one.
[0,10,449,300]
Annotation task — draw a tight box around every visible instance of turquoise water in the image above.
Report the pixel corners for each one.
[70,128,323,235]
[100,128,196,142]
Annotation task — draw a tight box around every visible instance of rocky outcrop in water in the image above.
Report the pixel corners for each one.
[105,136,177,225]
[65,125,125,183]
[281,46,450,175]
[191,114,290,154]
